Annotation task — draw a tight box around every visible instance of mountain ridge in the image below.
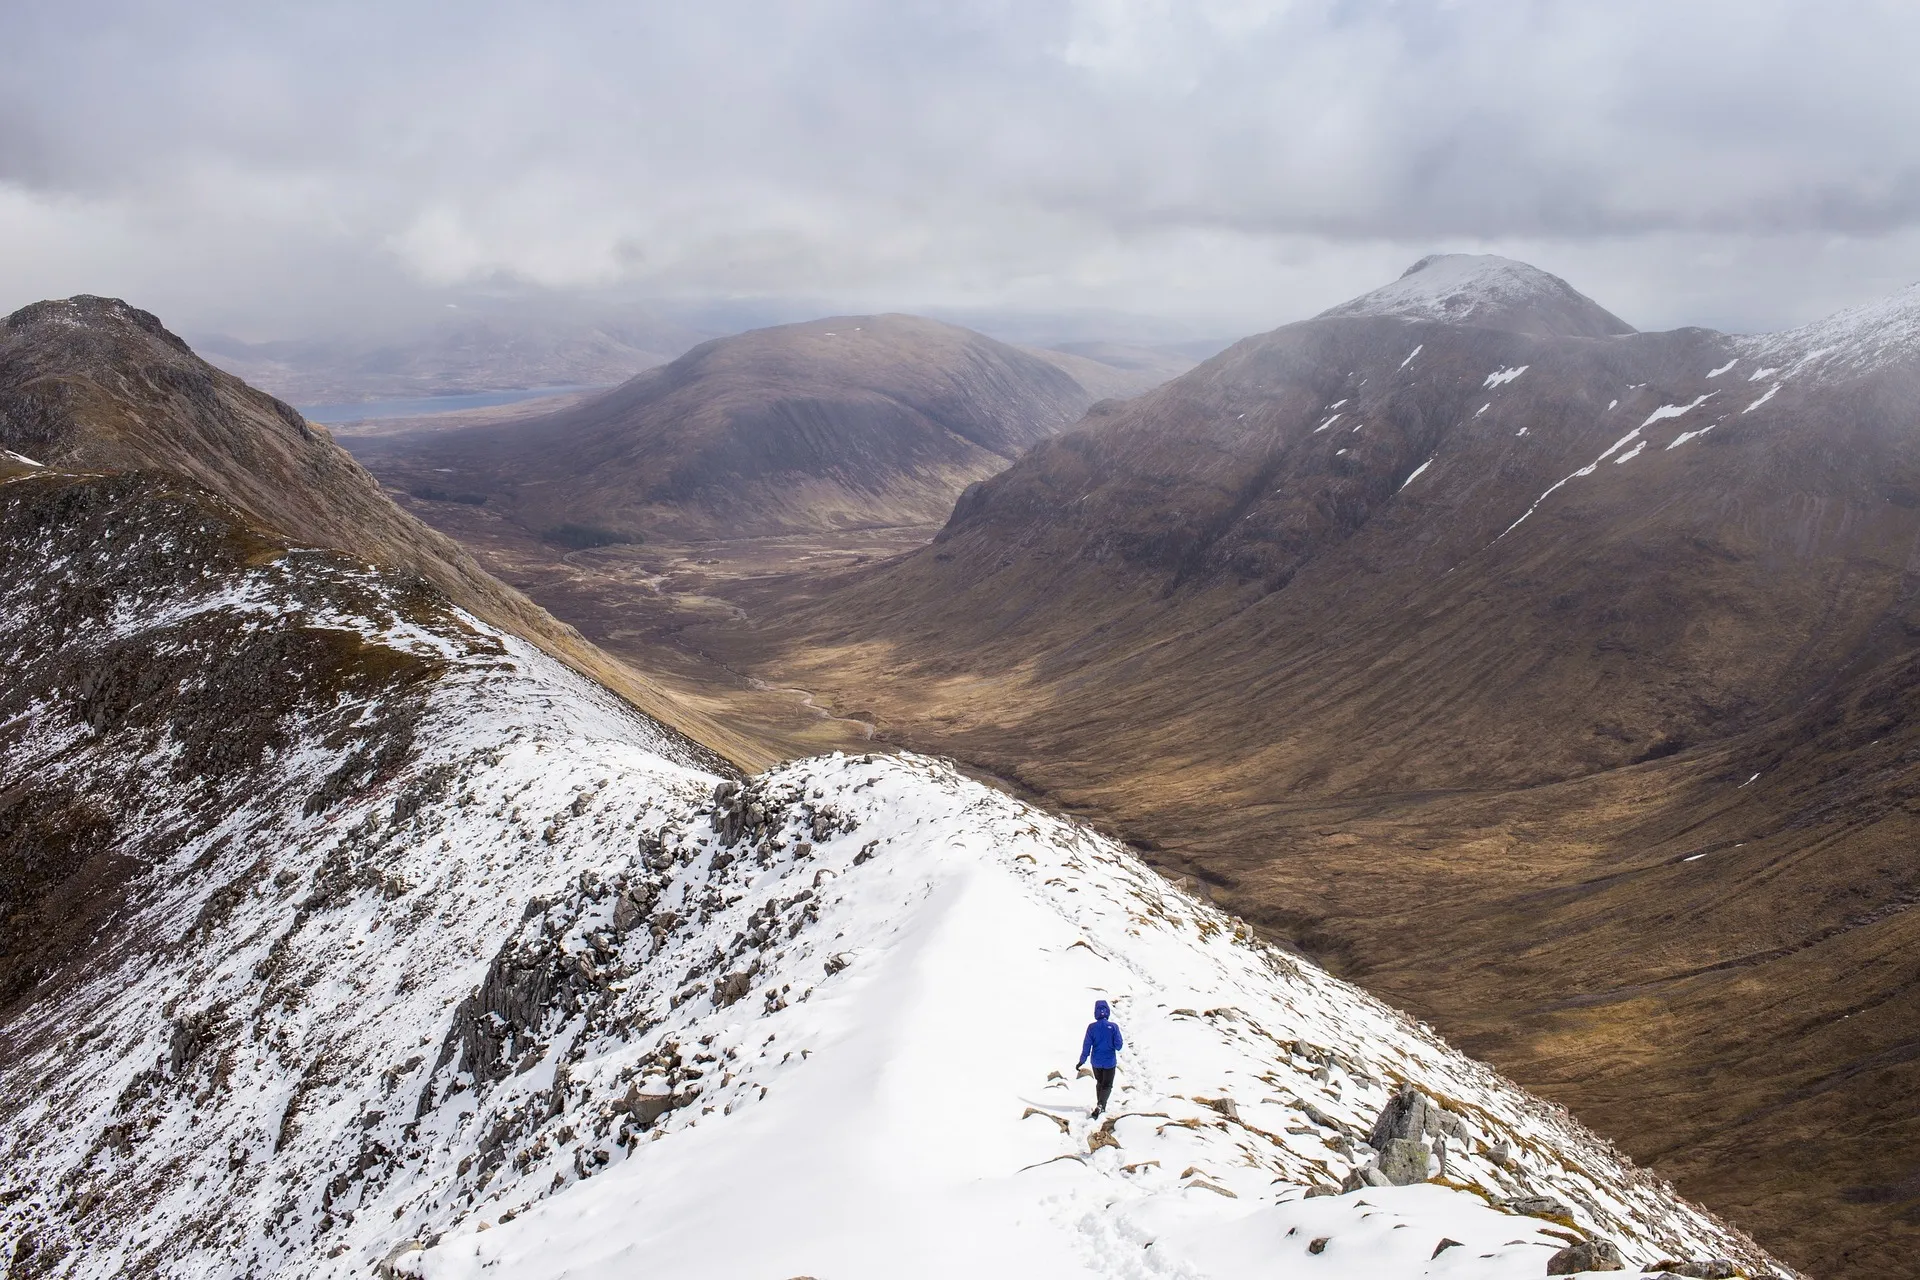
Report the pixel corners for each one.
[661,259,1920,1276]
[0,453,1784,1277]
[0,294,770,768]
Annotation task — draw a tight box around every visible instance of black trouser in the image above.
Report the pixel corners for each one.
[1092,1066,1115,1113]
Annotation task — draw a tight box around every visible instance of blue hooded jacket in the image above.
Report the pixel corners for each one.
[1078,999,1124,1069]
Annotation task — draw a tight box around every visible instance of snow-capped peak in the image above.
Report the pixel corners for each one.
[1318,254,1635,339]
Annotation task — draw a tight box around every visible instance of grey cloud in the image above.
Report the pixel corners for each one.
[3,0,1919,336]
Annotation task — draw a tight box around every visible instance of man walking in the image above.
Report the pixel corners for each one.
[1077,999,1124,1119]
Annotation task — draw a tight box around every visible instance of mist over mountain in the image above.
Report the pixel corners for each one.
[344,313,1137,542]
[194,307,715,407]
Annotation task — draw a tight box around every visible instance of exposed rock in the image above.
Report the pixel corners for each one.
[1649,1261,1744,1279]
[1340,1164,1392,1192]
[611,884,656,933]
[617,1083,681,1126]
[712,968,755,1007]
[1377,1136,1432,1185]
[1367,1085,1433,1148]
[1545,1239,1624,1274]
[1500,1194,1575,1223]
[376,1240,424,1278]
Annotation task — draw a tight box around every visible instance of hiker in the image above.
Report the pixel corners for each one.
[1077,999,1124,1119]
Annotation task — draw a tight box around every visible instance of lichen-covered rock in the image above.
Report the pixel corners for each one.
[1377,1136,1433,1185]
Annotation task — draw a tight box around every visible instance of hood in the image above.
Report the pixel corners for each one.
[1094,999,1110,1020]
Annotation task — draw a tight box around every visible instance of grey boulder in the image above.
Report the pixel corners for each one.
[1545,1239,1623,1274]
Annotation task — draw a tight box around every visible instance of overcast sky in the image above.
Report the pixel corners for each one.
[6,0,1920,341]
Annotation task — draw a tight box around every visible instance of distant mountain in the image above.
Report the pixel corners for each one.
[196,308,713,406]
[1026,341,1201,401]
[345,313,1146,542]
[705,256,1920,1277]
[0,295,763,765]
[1318,252,1636,337]
[0,450,1779,1275]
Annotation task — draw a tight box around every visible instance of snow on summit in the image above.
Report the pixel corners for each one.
[0,463,1787,1279]
[1319,254,1636,339]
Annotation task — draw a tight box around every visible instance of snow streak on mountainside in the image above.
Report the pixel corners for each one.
[0,458,1782,1279]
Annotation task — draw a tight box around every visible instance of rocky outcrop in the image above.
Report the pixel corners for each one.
[1376,1136,1432,1185]
[1545,1238,1624,1273]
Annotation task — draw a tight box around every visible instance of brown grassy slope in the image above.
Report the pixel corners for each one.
[691,307,1920,1275]
[0,296,770,768]
[344,314,1104,543]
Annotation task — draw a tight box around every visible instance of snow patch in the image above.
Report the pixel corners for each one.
[1483,366,1528,388]
[1641,393,1716,428]
[1499,428,1643,537]
[1706,359,1738,378]
[1398,344,1423,369]
[1399,458,1434,490]
[1744,384,1780,413]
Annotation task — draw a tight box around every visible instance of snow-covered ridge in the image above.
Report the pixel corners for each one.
[1,470,1786,1279]
[1739,280,1920,378]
